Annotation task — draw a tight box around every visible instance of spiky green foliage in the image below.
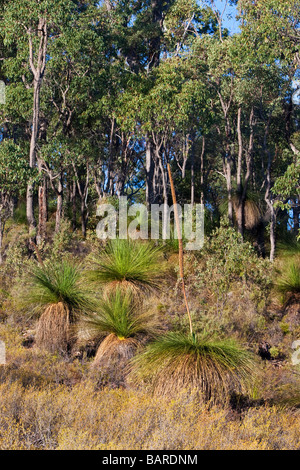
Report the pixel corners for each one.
[276,233,300,258]
[277,262,300,296]
[82,288,159,341]
[21,260,95,314]
[130,331,255,400]
[87,239,166,293]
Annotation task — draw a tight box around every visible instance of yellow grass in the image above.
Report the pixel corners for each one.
[0,316,300,450]
[0,379,299,450]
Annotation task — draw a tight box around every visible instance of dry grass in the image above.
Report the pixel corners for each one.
[35,303,71,355]
[93,334,139,366]
[0,378,299,450]
[0,311,300,450]
[129,332,256,403]
[90,334,141,387]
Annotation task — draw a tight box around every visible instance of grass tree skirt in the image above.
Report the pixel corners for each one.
[35,302,71,354]
[93,334,138,366]
[91,334,140,388]
[130,333,255,403]
[147,355,250,402]
[232,196,261,231]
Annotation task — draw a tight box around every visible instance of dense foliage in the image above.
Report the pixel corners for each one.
[0,0,300,451]
[0,0,299,260]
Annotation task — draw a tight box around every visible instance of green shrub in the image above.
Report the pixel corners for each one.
[269,347,281,359]
[193,218,272,304]
[280,322,290,335]
[277,262,300,297]
[86,238,167,294]
[50,219,74,261]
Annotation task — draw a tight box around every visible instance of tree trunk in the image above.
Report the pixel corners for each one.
[225,155,233,224]
[0,217,3,265]
[156,148,168,239]
[55,174,63,233]
[265,156,276,262]
[200,136,205,206]
[152,156,160,204]
[80,197,89,239]
[37,175,48,243]
[149,0,164,69]
[75,165,89,238]
[236,107,244,237]
[146,137,155,209]
[27,82,41,234]
[71,180,77,231]
[190,139,195,207]
[237,107,255,238]
[26,18,48,237]
[269,207,276,262]
[293,197,300,234]
[263,112,276,261]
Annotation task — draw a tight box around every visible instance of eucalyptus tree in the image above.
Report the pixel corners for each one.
[0,141,28,264]
[39,2,109,235]
[238,0,300,67]
[235,0,300,257]
[0,0,93,239]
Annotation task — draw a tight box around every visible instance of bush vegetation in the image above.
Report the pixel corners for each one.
[0,222,300,450]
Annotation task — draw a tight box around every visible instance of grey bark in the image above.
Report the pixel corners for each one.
[26,18,48,236]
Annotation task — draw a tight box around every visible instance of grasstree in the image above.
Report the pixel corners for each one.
[278,262,300,299]
[81,287,161,387]
[21,259,94,355]
[86,238,167,294]
[130,164,256,403]
[83,238,167,385]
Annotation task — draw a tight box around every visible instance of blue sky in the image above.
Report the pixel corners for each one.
[208,0,241,35]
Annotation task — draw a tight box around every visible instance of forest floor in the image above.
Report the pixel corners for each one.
[0,220,300,450]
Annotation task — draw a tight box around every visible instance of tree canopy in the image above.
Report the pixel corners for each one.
[0,0,299,260]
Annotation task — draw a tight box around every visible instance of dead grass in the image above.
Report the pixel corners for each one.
[0,305,300,450]
[35,303,71,355]
[232,196,261,230]
[93,334,139,366]
[0,377,299,450]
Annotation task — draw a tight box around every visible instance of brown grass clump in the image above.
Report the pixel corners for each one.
[101,279,142,296]
[149,357,248,401]
[35,303,72,355]
[232,197,261,230]
[91,334,141,387]
[93,333,139,366]
[245,200,261,230]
